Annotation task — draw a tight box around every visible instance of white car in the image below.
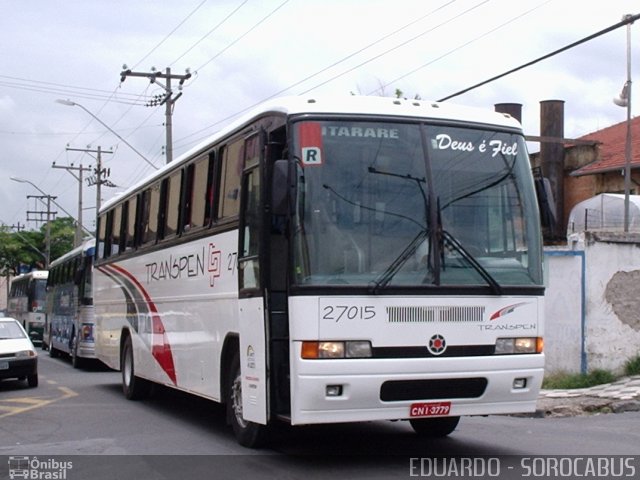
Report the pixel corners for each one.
[0,317,38,387]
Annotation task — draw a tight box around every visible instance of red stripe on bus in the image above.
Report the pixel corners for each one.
[103,264,177,385]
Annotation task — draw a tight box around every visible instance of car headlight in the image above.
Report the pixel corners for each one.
[15,350,37,358]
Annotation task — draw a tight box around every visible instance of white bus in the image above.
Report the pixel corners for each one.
[94,96,544,447]
[7,270,49,346]
[45,239,96,368]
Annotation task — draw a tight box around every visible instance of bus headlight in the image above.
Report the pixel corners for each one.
[495,337,543,354]
[301,341,372,359]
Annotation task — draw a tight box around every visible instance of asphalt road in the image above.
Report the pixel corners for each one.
[0,354,638,479]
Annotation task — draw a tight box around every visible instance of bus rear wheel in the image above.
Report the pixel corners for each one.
[226,352,268,448]
[121,335,151,400]
[71,336,83,369]
[409,416,460,437]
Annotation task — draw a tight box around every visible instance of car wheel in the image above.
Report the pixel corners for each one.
[27,374,38,388]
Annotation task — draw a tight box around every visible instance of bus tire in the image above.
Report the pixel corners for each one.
[121,335,151,400]
[409,416,460,437]
[71,336,83,369]
[27,373,38,388]
[48,337,60,358]
[226,352,268,448]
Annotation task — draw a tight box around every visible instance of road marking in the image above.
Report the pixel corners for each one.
[0,386,78,419]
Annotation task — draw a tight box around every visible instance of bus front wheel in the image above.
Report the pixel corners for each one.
[409,416,460,437]
[121,335,151,400]
[226,352,268,448]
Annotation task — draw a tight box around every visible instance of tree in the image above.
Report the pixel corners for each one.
[0,217,76,275]
[48,217,75,261]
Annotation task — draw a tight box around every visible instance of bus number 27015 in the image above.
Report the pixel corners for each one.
[322,305,376,322]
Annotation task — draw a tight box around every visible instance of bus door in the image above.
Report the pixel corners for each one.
[237,131,268,424]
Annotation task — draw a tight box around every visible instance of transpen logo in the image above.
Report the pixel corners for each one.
[489,302,528,321]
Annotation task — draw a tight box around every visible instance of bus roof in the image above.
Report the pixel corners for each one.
[12,270,48,282]
[48,238,96,269]
[100,95,522,213]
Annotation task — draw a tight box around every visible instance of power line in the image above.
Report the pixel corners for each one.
[438,12,640,102]
[298,0,490,95]
[375,0,552,96]
[248,1,457,101]
[194,0,291,73]
[174,0,486,148]
[0,75,150,105]
[171,0,249,67]
[133,0,209,69]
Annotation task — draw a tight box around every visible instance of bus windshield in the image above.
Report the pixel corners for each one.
[33,279,47,311]
[291,119,543,290]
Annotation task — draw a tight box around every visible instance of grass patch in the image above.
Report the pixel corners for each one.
[542,369,617,390]
[624,355,640,376]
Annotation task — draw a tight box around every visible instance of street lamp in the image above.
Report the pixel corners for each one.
[10,176,85,224]
[55,99,158,171]
[613,14,633,233]
[10,176,93,266]
[10,176,55,268]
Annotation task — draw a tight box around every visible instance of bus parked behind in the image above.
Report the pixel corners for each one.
[45,239,96,368]
[7,270,48,346]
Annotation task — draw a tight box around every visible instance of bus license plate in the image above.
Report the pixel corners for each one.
[410,401,451,417]
[0,361,8,370]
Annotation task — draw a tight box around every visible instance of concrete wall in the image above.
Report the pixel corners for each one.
[544,250,584,374]
[544,232,640,375]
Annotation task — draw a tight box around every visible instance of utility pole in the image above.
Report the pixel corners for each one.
[52,160,91,247]
[66,146,115,225]
[26,194,57,269]
[120,66,191,164]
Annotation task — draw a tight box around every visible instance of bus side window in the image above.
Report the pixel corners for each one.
[219,138,244,220]
[97,214,107,259]
[183,154,213,232]
[111,205,122,256]
[123,197,137,252]
[103,210,114,259]
[141,183,161,246]
[160,171,182,240]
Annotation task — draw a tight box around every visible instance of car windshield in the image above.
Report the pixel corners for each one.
[291,119,543,290]
[0,321,27,340]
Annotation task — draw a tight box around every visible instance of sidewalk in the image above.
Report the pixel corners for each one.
[536,375,640,417]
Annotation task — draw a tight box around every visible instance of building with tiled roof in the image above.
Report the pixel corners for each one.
[530,113,639,240]
[570,116,640,177]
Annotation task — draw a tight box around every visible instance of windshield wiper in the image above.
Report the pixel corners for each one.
[441,230,503,295]
[369,228,431,294]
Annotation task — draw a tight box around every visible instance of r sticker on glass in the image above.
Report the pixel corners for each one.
[298,122,323,166]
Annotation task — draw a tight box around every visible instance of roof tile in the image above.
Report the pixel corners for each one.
[570,116,640,176]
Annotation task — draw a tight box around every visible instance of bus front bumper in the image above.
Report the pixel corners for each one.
[289,351,544,425]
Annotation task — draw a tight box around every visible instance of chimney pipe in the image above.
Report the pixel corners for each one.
[494,103,522,123]
[540,100,565,239]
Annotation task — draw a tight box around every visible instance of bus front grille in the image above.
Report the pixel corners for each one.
[380,378,488,402]
[386,306,485,323]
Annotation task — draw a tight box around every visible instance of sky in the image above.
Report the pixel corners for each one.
[1,0,638,234]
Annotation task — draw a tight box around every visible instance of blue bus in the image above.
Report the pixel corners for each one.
[45,239,96,368]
